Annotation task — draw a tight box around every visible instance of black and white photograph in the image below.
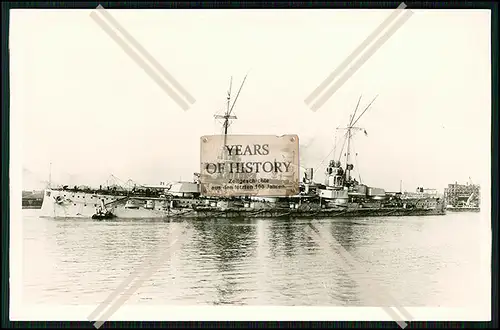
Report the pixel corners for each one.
[8,4,492,325]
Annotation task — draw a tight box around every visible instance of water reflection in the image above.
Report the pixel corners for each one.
[302,220,361,305]
[189,218,258,304]
[22,211,484,307]
[268,219,301,259]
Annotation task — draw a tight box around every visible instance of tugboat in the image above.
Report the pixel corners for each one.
[91,210,116,220]
[91,199,116,220]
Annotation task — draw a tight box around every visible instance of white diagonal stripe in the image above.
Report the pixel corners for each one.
[309,9,414,111]
[304,2,408,105]
[94,5,196,105]
[305,3,414,112]
[306,222,412,328]
[90,6,195,111]
[87,224,191,328]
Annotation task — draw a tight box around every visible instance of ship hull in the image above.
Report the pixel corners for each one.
[40,189,446,219]
[40,189,177,219]
[162,207,447,219]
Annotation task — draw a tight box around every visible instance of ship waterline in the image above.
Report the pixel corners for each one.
[40,187,446,220]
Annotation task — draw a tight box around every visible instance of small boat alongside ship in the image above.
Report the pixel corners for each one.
[38,83,446,220]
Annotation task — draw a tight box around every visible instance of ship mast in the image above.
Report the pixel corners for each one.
[48,162,52,189]
[214,73,249,147]
[344,96,362,182]
[341,95,378,183]
[224,77,234,136]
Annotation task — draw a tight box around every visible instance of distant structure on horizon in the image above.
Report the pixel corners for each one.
[444,179,480,212]
[22,190,44,209]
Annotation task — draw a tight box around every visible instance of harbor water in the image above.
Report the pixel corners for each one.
[21,210,486,306]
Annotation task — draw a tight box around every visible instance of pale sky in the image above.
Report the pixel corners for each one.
[10,9,491,192]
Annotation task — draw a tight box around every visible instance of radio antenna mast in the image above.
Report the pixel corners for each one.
[48,162,52,189]
[342,94,378,182]
[214,72,249,141]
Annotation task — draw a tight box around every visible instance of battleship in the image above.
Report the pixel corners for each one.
[39,78,446,220]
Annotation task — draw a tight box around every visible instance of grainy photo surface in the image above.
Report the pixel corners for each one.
[9,5,492,326]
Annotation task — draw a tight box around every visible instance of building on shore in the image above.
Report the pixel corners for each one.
[444,182,480,208]
[22,190,44,209]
